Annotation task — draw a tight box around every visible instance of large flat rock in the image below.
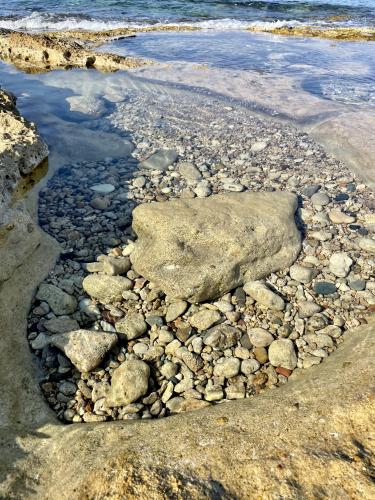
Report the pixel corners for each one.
[130,192,301,302]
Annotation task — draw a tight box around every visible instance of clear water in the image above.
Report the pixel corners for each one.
[104,30,375,106]
[0,0,374,31]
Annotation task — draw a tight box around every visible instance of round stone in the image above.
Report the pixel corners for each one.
[349,279,366,291]
[311,192,330,206]
[268,339,297,370]
[213,357,240,379]
[247,327,274,347]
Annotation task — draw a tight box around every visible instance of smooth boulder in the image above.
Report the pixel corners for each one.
[130,192,301,303]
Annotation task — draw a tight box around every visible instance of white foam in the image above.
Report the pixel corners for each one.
[0,12,303,33]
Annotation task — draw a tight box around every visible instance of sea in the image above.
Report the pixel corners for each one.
[0,0,374,32]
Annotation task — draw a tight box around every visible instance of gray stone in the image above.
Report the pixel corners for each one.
[349,279,366,291]
[178,162,202,182]
[82,274,132,303]
[141,149,178,171]
[106,359,150,407]
[289,264,318,284]
[203,324,241,350]
[30,333,50,350]
[314,282,337,296]
[115,313,147,340]
[130,192,300,303]
[44,317,79,334]
[50,329,118,372]
[298,301,322,319]
[189,309,221,331]
[213,357,240,378]
[36,284,77,316]
[268,339,297,370]
[243,281,285,311]
[329,253,353,278]
[311,192,330,206]
[166,301,188,323]
[247,328,274,347]
[302,184,321,197]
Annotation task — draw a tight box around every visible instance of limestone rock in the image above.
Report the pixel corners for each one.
[244,281,285,311]
[203,324,241,350]
[247,327,274,347]
[165,301,188,323]
[82,274,132,303]
[357,237,375,254]
[329,252,353,278]
[36,284,77,315]
[289,264,318,284]
[178,162,202,182]
[50,329,118,372]
[213,357,240,378]
[115,313,147,340]
[130,192,300,303]
[189,309,221,331]
[268,339,297,370]
[106,360,150,407]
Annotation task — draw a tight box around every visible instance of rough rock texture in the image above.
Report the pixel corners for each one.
[0,29,149,73]
[51,330,118,372]
[0,89,49,284]
[106,359,150,407]
[131,192,301,302]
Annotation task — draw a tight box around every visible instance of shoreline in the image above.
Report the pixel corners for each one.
[0,21,375,498]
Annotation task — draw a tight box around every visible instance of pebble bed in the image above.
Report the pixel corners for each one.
[28,85,375,423]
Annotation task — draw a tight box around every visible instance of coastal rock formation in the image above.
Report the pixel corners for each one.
[130,192,301,302]
[0,89,49,283]
[0,29,148,72]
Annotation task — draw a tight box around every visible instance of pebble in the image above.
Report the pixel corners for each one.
[90,183,115,194]
[115,313,147,340]
[247,327,274,347]
[213,357,241,378]
[329,252,353,278]
[243,281,285,311]
[289,264,318,284]
[357,237,375,254]
[106,360,150,407]
[313,282,338,296]
[268,339,297,370]
[189,309,221,331]
[311,192,330,206]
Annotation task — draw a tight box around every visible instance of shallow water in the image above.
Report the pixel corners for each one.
[105,30,375,106]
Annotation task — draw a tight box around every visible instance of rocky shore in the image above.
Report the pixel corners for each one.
[248,25,375,41]
[26,86,375,423]
[0,26,374,497]
[0,88,49,283]
[0,28,149,72]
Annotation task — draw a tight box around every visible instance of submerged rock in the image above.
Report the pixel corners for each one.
[130,192,301,302]
[141,149,178,171]
[36,284,77,315]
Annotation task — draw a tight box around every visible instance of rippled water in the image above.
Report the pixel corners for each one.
[1,0,374,31]
[103,30,375,106]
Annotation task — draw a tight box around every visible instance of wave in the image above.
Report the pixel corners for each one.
[0,11,305,32]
